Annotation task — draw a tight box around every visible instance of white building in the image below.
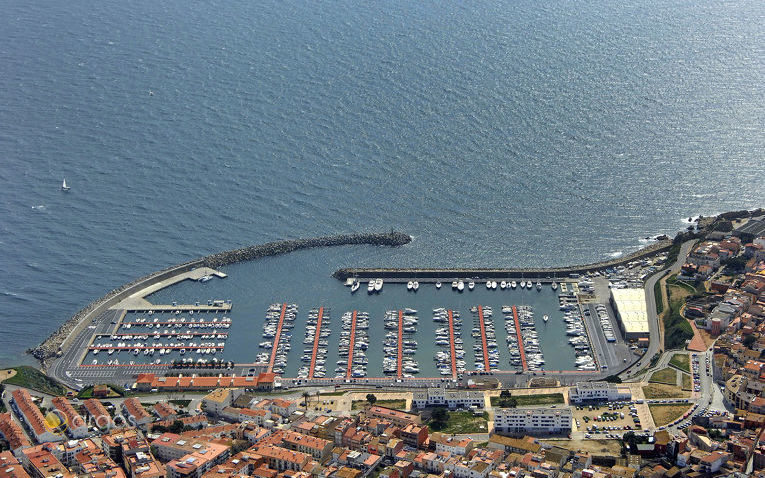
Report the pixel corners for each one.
[568,382,631,403]
[412,389,484,409]
[493,406,572,436]
[610,288,650,341]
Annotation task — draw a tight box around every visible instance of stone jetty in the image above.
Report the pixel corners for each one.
[333,239,673,281]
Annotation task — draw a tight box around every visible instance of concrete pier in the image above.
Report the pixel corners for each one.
[345,311,359,380]
[308,307,325,379]
[267,303,287,373]
[477,305,491,372]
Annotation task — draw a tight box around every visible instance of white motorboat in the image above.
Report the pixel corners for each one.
[407,281,413,290]
[500,281,506,289]
[351,280,360,293]
[543,315,549,323]
[468,281,474,290]
[491,281,498,289]
[374,278,383,292]
[457,281,464,292]
[511,280,517,289]
[412,281,419,291]
[551,281,558,290]
[486,281,492,289]
[536,281,542,290]
[452,281,458,289]
[368,281,375,293]
[520,281,526,288]
[435,281,442,289]
[528,281,534,289]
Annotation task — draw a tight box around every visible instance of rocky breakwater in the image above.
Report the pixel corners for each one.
[31,231,411,368]
[200,231,411,268]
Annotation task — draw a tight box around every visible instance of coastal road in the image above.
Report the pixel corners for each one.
[621,240,695,380]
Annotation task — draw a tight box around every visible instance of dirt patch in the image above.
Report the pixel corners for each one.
[642,383,690,399]
[0,369,17,382]
[543,438,622,455]
[649,404,690,426]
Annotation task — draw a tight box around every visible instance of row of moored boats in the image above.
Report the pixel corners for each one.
[559,293,596,370]
[382,309,419,376]
[433,308,466,376]
[337,311,370,378]
[296,308,332,379]
[257,303,297,374]
[470,306,499,371]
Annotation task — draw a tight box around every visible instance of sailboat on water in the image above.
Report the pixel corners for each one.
[61,179,70,191]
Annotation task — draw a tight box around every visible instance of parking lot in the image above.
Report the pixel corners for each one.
[572,401,647,439]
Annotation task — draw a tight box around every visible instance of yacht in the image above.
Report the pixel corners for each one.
[351,280,360,293]
[457,281,464,292]
[374,278,383,292]
[543,314,549,323]
[536,281,542,290]
[528,281,534,289]
[500,281,506,289]
[520,281,526,289]
[551,281,558,290]
[491,281,498,289]
[486,281,492,290]
[451,280,458,289]
[367,281,375,293]
[61,179,70,191]
[407,281,414,290]
[435,281,442,289]
[199,275,213,283]
[511,280,517,289]
[412,281,419,291]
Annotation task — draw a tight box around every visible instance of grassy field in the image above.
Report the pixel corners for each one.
[681,373,692,391]
[649,368,678,385]
[427,411,489,434]
[654,279,664,316]
[352,399,407,411]
[2,366,67,396]
[491,393,565,407]
[669,353,691,373]
[642,383,690,399]
[649,404,689,426]
[169,399,191,408]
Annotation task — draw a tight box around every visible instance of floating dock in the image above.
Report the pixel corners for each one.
[97,331,227,338]
[125,304,231,313]
[308,307,324,379]
[119,320,228,327]
[345,311,358,380]
[510,306,528,371]
[267,303,287,373]
[447,310,458,379]
[397,310,404,379]
[477,305,491,372]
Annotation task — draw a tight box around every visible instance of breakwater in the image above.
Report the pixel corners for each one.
[333,239,673,281]
[31,232,411,367]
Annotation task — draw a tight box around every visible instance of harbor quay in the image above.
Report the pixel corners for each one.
[37,231,676,391]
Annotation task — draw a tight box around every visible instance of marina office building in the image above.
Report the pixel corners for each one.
[492,406,572,436]
[610,288,650,341]
[412,389,484,410]
[568,381,632,404]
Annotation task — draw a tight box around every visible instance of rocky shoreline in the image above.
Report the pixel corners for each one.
[30,232,411,368]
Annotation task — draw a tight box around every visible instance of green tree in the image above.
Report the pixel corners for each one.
[743,335,756,348]
[169,420,184,434]
[302,392,310,411]
[366,394,377,406]
[499,390,511,399]
[430,407,448,430]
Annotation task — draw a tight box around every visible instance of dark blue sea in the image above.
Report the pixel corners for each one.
[0,0,763,367]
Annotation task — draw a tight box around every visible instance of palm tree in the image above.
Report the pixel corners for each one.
[302,392,310,411]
